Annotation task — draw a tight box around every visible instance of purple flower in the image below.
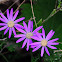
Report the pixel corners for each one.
[30,28,59,57]
[0,8,25,38]
[14,20,43,51]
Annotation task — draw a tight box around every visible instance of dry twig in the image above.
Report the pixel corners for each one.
[54,50,62,53]
[13,0,25,14]
[0,38,7,41]
[4,0,19,14]
[30,0,37,27]
[55,0,58,9]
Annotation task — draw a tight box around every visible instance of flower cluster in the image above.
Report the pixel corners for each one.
[0,8,59,57]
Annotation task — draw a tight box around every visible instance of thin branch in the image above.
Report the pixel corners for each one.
[42,7,62,23]
[4,0,19,14]
[54,50,62,53]
[13,0,25,14]
[0,47,6,53]
[0,38,7,41]
[0,53,9,62]
[54,41,62,53]
[30,0,37,27]
[55,0,58,9]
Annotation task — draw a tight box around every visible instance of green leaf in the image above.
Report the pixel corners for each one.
[33,18,42,28]
[58,2,62,8]
[37,18,42,26]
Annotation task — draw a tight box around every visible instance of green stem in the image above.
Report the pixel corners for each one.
[43,7,62,23]
[0,53,9,62]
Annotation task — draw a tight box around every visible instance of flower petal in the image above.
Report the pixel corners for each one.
[22,38,27,48]
[14,17,25,23]
[46,30,53,38]
[10,8,13,20]
[35,32,42,39]
[30,42,41,45]
[23,21,28,32]
[46,31,55,40]
[14,26,26,34]
[15,24,25,29]
[31,21,33,32]
[16,37,25,43]
[42,28,45,39]
[48,38,59,43]
[0,13,8,21]
[12,27,16,35]
[47,45,57,49]
[28,20,31,32]
[39,33,43,36]
[29,39,33,44]
[0,26,8,31]
[31,45,37,48]
[7,9,10,19]
[48,42,59,45]
[33,26,43,33]
[26,39,30,51]
[32,45,41,52]
[14,34,25,38]
[0,17,7,23]
[13,10,19,21]
[9,28,12,38]
[4,27,9,35]
[41,47,44,57]
[31,36,41,41]
[0,23,7,26]
[45,47,50,56]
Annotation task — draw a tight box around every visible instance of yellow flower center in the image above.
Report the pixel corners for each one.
[26,32,33,39]
[7,21,14,28]
[41,39,47,46]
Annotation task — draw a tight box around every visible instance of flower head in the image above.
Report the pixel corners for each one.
[30,28,59,57]
[14,20,43,51]
[0,8,25,38]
